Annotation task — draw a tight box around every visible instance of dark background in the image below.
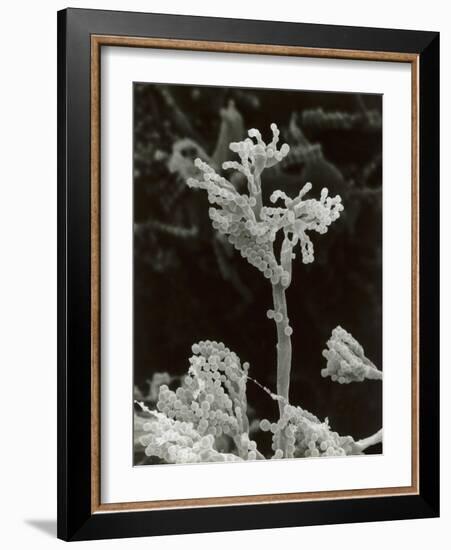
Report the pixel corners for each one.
[133,82,382,458]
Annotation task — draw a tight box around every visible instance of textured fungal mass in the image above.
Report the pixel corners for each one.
[187,124,344,279]
[136,122,382,464]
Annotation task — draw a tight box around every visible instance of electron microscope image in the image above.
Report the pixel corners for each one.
[133,82,383,466]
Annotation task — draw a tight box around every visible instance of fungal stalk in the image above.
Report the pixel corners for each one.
[136,117,384,464]
[186,124,344,416]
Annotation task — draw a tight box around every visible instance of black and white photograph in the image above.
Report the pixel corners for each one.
[0,0,444,546]
[132,83,383,466]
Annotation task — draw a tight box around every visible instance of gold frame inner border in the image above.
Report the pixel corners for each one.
[90,34,420,514]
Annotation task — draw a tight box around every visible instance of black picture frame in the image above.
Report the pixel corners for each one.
[57,7,439,541]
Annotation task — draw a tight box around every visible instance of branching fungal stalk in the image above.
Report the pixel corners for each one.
[187,124,344,415]
[136,120,383,464]
[134,95,385,465]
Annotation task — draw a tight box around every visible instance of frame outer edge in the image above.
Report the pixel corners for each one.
[57,8,440,540]
[67,7,437,54]
[57,8,68,541]
[58,7,97,540]
[418,32,440,515]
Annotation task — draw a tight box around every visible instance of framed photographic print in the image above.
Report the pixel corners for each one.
[57,8,440,541]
